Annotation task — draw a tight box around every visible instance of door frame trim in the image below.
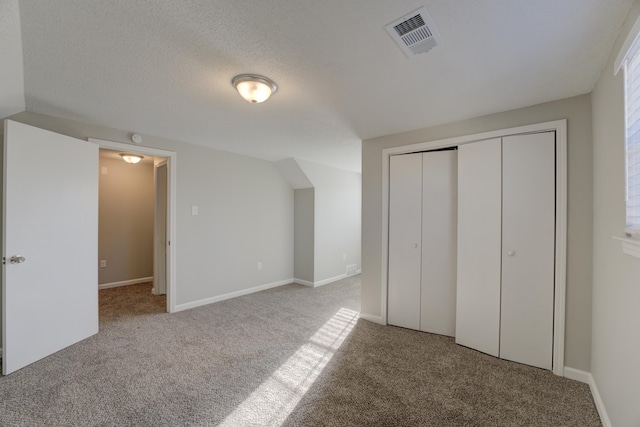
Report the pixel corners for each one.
[90,138,177,314]
[153,161,168,296]
[380,119,567,376]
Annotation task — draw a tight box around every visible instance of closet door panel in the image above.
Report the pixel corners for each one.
[500,133,555,370]
[455,138,502,357]
[421,150,457,336]
[388,153,423,330]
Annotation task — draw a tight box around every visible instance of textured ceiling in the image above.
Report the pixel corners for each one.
[18,0,634,172]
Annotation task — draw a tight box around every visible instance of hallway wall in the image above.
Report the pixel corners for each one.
[98,154,154,285]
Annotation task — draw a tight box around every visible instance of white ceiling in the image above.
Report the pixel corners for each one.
[18,0,634,172]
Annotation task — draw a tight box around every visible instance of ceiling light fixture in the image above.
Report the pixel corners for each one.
[232,74,278,104]
[120,153,144,164]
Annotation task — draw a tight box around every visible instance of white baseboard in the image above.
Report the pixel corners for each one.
[563,367,611,427]
[98,276,153,290]
[314,273,347,287]
[359,313,385,325]
[294,272,361,288]
[174,278,293,312]
[588,374,612,427]
[294,278,314,287]
[294,274,346,288]
[563,367,590,383]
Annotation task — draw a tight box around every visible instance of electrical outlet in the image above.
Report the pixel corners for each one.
[191,206,199,216]
[257,262,262,270]
[343,253,346,261]
[100,260,107,268]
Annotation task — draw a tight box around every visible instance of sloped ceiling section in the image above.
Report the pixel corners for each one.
[0,0,25,119]
[275,158,314,190]
[18,0,634,172]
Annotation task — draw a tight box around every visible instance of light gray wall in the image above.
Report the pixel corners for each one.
[362,94,593,372]
[294,188,314,282]
[296,160,361,283]
[591,2,640,425]
[0,0,25,119]
[6,111,294,306]
[98,155,154,284]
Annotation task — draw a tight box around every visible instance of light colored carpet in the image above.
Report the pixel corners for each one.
[0,277,600,426]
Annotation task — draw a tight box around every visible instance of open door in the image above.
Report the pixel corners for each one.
[2,120,98,375]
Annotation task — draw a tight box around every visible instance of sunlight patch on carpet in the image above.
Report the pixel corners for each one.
[219,307,358,426]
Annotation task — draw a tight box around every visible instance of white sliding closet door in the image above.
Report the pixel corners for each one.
[421,151,457,336]
[388,153,423,330]
[500,133,555,370]
[455,138,502,357]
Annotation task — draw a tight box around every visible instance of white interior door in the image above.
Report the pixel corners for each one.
[2,120,98,375]
[500,132,555,370]
[388,153,422,330]
[420,150,457,336]
[455,138,502,357]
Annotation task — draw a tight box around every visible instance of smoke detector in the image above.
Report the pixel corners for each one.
[385,6,441,58]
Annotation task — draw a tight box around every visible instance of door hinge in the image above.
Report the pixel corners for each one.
[2,257,5,265]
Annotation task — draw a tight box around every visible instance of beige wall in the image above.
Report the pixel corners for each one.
[98,155,154,285]
[591,2,640,425]
[362,94,593,372]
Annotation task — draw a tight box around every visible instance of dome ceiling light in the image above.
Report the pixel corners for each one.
[120,153,144,164]
[232,74,278,104]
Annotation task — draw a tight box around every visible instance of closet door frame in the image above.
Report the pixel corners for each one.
[380,120,567,377]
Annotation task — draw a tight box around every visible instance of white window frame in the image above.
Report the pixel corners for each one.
[614,14,640,257]
[623,43,640,237]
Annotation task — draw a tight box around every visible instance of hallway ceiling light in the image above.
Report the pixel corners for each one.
[120,153,144,164]
[232,74,278,104]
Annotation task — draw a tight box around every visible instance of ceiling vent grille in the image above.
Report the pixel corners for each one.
[385,6,441,58]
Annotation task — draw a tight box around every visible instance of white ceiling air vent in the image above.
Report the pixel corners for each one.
[385,6,441,58]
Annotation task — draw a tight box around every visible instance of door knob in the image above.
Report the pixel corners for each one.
[507,250,516,257]
[413,243,419,248]
[10,255,26,264]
